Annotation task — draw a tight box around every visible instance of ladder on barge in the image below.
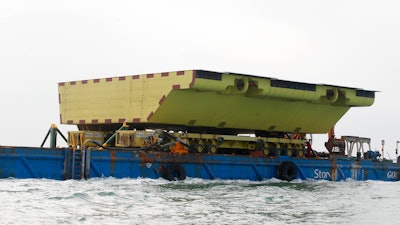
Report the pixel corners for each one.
[64,149,90,180]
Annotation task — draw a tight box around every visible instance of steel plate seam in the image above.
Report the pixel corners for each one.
[202,162,216,179]
[18,155,39,178]
[250,164,263,181]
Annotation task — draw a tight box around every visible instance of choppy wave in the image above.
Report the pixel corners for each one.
[0,178,399,225]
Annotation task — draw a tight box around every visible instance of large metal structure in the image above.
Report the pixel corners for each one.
[58,70,374,134]
[1,70,397,182]
[0,145,398,182]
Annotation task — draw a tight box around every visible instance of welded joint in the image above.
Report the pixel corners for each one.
[202,162,216,179]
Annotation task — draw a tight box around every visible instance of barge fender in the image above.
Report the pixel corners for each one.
[277,161,297,181]
[162,164,186,181]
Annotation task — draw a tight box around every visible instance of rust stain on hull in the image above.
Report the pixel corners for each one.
[110,150,117,174]
[138,151,157,165]
[330,159,337,181]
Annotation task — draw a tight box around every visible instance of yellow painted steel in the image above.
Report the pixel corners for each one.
[113,130,306,154]
[115,130,156,148]
[58,70,375,134]
[59,71,194,124]
[173,132,306,152]
[68,131,106,149]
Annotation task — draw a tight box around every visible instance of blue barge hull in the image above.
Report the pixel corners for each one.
[0,146,399,182]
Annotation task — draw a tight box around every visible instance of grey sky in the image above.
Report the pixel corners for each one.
[1,0,399,156]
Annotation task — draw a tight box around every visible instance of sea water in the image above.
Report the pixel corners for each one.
[0,178,399,225]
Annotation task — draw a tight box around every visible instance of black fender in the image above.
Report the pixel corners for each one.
[162,164,186,181]
[277,161,297,181]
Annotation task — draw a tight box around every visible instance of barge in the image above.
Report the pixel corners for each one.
[0,70,398,181]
